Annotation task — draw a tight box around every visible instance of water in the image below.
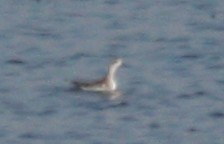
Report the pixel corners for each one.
[0,0,224,143]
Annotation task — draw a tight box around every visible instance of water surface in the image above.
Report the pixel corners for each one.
[0,0,224,144]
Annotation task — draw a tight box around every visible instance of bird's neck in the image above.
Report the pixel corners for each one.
[106,65,118,90]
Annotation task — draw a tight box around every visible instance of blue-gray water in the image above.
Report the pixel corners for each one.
[1,0,224,143]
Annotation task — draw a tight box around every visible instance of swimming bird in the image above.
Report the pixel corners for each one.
[72,58,123,92]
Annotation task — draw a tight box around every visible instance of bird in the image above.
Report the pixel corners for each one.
[71,58,123,92]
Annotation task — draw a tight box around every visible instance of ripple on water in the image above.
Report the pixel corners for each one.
[104,0,120,5]
[148,122,161,129]
[19,133,42,139]
[107,43,127,49]
[0,88,10,94]
[112,32,150,42]
[13,108,57,117]
[176,91,207,99]
[64,131,91,140]
[188,21,224,32]
[105,19,126,30]
[216,80,224,85]
[209,111,224,119]
[73,94,128,111]
[5,59,26,65]
[179,53,201,60]
[154,36,190,43]
[207,63,224,70]
[69,53,94,61]
[187,127,199,133]
[19,133,64,140]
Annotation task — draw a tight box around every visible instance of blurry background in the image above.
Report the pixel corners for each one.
[0,0,224,143]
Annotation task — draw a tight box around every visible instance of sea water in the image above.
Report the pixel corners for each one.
[0,0,224,143]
